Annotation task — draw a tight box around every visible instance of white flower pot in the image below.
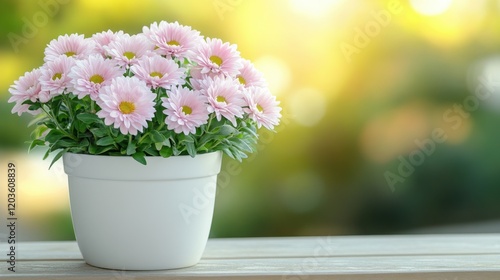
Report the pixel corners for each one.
[63,151,222,270]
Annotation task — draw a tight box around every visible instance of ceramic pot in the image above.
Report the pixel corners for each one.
[63,151,222,270]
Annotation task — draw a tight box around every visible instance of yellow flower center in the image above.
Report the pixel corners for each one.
[216,96,226,103]
[257,104,264,112]
[167,40,180,46]
[237,75,246,85]
[65,51,76,57]
[119,101,135,114]
[150,71,164,78]
[210,55,223,66]
[52,73,62,81]
[123,51,136,60]
[89,74,104,84]
[182,105,192,115]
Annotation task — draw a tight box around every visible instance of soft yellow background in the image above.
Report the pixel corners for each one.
[1,0,500,240]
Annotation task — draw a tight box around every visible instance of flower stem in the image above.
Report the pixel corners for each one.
[138,132,150,145]
[41,106,78,141]
[205,114,215,133]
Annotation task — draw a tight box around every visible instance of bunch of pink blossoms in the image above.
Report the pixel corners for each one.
[8,21,281,164]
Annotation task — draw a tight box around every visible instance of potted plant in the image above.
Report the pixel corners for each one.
[8,21,281,270]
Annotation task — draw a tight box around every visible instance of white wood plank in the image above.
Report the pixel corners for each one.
[2,254,500,279]
[1,235,500,279]
[5,234,500,261]
[205,234,500,258]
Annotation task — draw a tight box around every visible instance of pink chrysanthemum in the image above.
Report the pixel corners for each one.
[68,55,124,100]
[105,34,154,67]
[8,68,44,115]
[130,54,186,89]
[39,56,76,100]
[143,21,201,59]
[44,34,96,62]
[162,87,209,135]
[198,76,245,126]
[243,87,282,130]
[190,38,243,77]
[236,59,267,88]
[92,30,126,57]
[96,76,156,136]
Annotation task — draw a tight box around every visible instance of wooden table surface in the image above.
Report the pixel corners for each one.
[1,234,500,279]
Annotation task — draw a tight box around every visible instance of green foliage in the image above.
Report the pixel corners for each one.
[25,91,260,166]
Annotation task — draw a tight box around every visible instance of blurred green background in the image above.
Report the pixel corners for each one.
[1,0,500,241]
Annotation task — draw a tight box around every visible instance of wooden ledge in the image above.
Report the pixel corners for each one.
[1,234,500,279]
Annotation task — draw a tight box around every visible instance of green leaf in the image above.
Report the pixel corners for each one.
[162,136,172,147]
[28,104,42,111]
[110,128,119,138]
[96,146,115,154]
[88,144,97,154]
[77,113,100,124]
[154,142,163,151]
[28,114,49,127]
[172,146,182,156]
[150,130,167,143]
[222,148,235,160]
[186,142,197,157]
[44,130,65,144]
[80,138,90,147]
[132,152,147,165]
[230,138,254,153]
[219,124,237,135]
[144,147,159,156]
[43,149,51,160]
[178,133,195,144]
[68,146,86,153]
[44,122,57,130]
[28,139,46,152]
[90,128,107,138]
[74,120,88,133]
[89,144,115,155]
[52,97,63,118]
[126,142,136,155]
[115,134,126,143]
[51,138,79,151]
[160,146,173,158]
[49,149,68,169]
[242,125,258,138]
[32,125,49,139]
[96,136,115,146]
[198,133,215,147]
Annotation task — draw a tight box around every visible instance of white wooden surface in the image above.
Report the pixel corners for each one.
[1,234,500,279]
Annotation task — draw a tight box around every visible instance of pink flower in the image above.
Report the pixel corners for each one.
[92,30,126,57]
[236,59,267,88]
[198,76,245,126]
[44,34,96,62]
[162,87,209,135]
[143,21,201,59]
[68,55,124,100]
[130,54,186,89]
[39,56,76,99]
[244,87,282,130]
[190,38,243,77]
[105,34,154,67]
[96,76,156,136]
[8,68,44,115]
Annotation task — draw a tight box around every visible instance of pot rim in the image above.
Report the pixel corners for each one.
[63,150,223,181]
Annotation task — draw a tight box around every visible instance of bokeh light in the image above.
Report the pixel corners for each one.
[289,0,344,18]
[410,0,453,16]
[2,0,500,240]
